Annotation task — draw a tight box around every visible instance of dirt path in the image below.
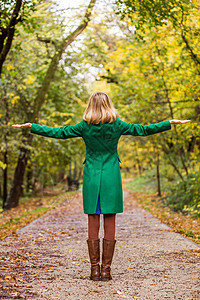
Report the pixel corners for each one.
[0,189,199,299]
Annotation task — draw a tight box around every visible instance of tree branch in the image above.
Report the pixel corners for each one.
[33,0,96,119]
[62,0,96,52]
[36,34,57,46]
[181,31,200,69]
[0,0,22,76]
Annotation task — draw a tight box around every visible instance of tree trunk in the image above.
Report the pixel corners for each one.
[2,149,8,209]
[0,0,22,76]
[134,141,142,175]
[160,135,185,181]
[5,133,33,209]
[2,94,9,209]
[67,161,73,191]
[156,151,161,197]
[26,163,33,193]
[73,156,77,180]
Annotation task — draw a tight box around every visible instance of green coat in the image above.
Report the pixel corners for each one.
[30,117,171,214]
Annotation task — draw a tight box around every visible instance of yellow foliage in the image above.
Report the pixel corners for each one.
[50,112,74,118]
[76,98,87,107]
[0,161,7,170]
[23,75,35,84]
[90,79,111,94]
[6,64,15,71]
[11,96,20,105]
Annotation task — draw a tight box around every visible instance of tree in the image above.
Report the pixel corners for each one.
[0,0,37,76]
[4,0,96,209]
[115,0,200,71]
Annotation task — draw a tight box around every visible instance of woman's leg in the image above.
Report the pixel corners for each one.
[101,213,116,281]
[103,213,116,240]
[88,214,100,239]
[87,214,101,280]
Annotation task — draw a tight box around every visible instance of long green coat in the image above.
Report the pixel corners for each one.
[30,117,171,214]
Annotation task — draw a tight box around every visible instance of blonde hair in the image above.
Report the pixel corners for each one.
[83,91,119,124]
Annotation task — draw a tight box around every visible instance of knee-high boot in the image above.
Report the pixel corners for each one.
[101,238,116,281]
[87,239,101,281]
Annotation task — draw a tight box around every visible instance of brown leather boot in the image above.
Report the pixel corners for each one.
[87,239,100,281]
[101,238,116,281]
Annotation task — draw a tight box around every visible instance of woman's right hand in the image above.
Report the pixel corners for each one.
[169,119,191,124]
[12,123,32,128]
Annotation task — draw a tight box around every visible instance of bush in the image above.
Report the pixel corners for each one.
[164,171,200,217]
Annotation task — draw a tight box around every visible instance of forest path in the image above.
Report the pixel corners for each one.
[0,189,199,300]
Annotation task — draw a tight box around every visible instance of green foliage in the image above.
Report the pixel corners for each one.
[115,0,195,28]
[164,171,200,216]
[0,0,90,201]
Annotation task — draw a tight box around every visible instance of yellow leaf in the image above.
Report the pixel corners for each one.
[6,64,14,71]
[23,75,35,84]
[11,96,19,105]
[5,276,11,279]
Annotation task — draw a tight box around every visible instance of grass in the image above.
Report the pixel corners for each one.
[123,175,200,245]
[124,174,157,194]
[124,170,176,195]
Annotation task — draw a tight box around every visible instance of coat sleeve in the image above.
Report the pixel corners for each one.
[30,120,84,139]
[118,118,171,136]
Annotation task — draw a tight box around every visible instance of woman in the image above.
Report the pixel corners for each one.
[12,91,190,281]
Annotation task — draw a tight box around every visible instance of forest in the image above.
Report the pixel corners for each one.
[0,0,199,220]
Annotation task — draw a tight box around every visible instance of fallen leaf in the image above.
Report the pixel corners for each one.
[117,290,122,295]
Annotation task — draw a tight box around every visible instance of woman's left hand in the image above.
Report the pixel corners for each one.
[12,123,32,128]
[169,120,191,124]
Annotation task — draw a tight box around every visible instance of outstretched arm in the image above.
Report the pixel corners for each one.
[12,121,84,139]
[119,119,191,136]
